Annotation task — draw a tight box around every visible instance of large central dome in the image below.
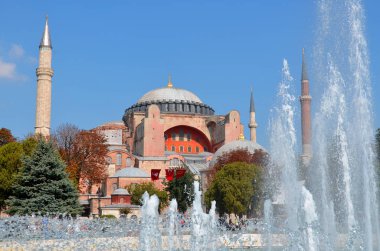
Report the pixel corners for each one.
[123,79,215,124]
[137,87,202,104]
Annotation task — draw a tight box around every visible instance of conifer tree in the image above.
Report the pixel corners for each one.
[6,140,82,215]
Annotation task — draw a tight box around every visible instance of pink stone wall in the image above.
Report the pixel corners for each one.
[224,110,242,144]
[143,105,165,156]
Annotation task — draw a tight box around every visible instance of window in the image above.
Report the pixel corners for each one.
[170,158,180,167]
[179,129,184,141]
[196,146,200,153]
[171,133,176,141]
[171,146,175,152]
[116,153,122,165]
[106,157,112,164]
[112,183,117,192]
[187,133,191,141]
[164,134,168,141]
[179,146,184,152]
[126,157,132,166]
[188,146,192,153]
[204,147,208,152]
[120,198,125,203]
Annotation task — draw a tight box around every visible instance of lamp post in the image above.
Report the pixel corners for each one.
[96,187,102,217]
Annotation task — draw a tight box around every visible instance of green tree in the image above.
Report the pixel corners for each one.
[6,140,82,215]
[0,137,37,212]
[205,162,263,217]
[164,172,194,213]
[127,182,169,213]
[0,128,16,146]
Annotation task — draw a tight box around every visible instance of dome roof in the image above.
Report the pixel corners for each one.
[137,87,203,104]
[112,188,130,195]
[111,167,150,178]
[210,140,265,167]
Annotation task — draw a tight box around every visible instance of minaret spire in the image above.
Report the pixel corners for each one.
[35,17,54,137]
[250,87,255,113]
[300,48,312,165]
[248,86,258,143]
[40,16,52,48]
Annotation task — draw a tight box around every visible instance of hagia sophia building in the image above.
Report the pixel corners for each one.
[34,18,311,217]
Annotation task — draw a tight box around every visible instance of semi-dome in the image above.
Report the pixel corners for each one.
[209,140,265,167]
[137,87,203,104]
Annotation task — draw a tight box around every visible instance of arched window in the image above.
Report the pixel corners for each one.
[126,157,132,166]
[187,146,192,153]
[170,158,180,167]
[171,146,175,152]
[112,183,117,192]
[179,129,184,141]
[120,198,125,204]
[116,153,122,165]
[179,146,184,152]
[106,157,112,164]
[196,146,200,153]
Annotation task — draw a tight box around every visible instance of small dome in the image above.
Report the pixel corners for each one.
[210,140,265,167]
[137,87,202,104]
[112,188,130,195]
[111,167,150,178]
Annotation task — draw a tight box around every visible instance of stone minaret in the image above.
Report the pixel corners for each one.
[300,49,312,164]
[248,87,258,142]
[35,17,54,137]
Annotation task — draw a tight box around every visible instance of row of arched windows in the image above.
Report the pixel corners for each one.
[165,145,202,153]
[107,154,132,166]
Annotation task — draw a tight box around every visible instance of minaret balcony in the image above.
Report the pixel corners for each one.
[36,68,54,77]
[299,95,312,101]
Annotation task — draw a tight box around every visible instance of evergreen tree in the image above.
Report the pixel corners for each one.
[6,140,82,215]
[0,137,37,212]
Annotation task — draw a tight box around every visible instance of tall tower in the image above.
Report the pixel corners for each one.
[300,49,312,164]
[35,17,54,137]
[248,87,258,142]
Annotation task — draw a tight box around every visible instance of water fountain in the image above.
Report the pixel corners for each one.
[266,0,380,250]
[1,0,379,250]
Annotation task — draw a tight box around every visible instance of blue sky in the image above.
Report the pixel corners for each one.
[1,0,379,150]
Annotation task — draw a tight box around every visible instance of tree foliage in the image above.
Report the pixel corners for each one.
[164,172,194,213]
[212,148,268,174]
[205,162,263,217]
[127,182,169,213]
[53,124,108,192]
[6,140,82,215]
[0,137,37,211]
[0,128,16,146]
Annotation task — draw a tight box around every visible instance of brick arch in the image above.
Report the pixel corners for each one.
[164,125,212,154]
